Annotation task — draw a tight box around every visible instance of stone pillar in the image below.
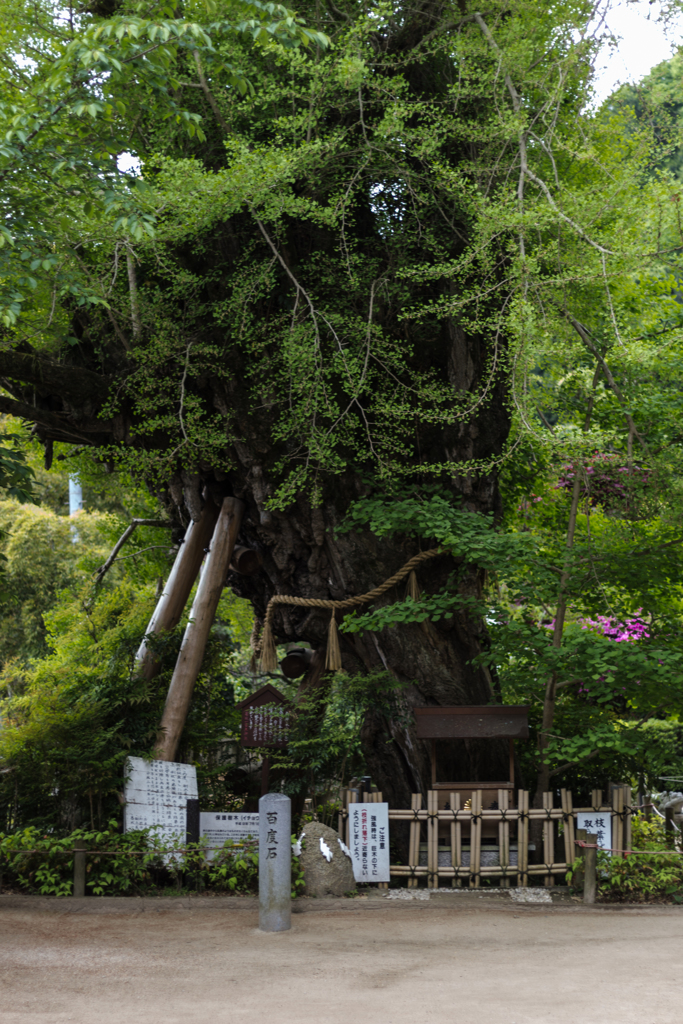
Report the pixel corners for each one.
[259,793,291,932]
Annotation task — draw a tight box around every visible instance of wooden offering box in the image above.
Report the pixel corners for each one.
[414,705,529,840]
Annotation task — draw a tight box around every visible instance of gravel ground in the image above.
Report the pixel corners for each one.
[1,893,681,1024]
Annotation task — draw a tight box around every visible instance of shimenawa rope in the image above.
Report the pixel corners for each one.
[257,547,443,672]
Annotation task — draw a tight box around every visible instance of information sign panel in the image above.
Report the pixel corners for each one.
[577,811,612,852]
[200,811,259,860]
[123,756,198,846]
[349,802,390,883]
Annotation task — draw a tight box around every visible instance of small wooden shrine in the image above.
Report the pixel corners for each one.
[414,705,529,832]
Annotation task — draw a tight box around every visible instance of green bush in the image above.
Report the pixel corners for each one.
[0,826,306,898]
[567,814,683,903]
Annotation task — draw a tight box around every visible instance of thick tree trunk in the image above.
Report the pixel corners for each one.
[225,466,509,810]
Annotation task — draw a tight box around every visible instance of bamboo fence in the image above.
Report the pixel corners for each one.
[339,785,633,888]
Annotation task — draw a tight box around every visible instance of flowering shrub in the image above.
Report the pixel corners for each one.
[555,455,650,512]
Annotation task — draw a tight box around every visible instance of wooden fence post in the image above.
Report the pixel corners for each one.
[73,840,87,898]
[156,497,244,761]
[583,831,598,904]
[135,499,219,681]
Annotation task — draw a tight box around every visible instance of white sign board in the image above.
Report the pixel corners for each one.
[200,812,259,860]
[349,802,390,883]
[577,811,612,852]
[123,756,198,846]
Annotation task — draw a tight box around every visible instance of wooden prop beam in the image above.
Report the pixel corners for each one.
[134,500,219,682]
[156,497,244,761]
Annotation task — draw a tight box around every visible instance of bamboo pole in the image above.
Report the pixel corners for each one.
[450,791,461,888]
[518,789,529,887]
[346,789,357,847]
[375,791,389,889]
[624,786,632,853]
[470,790,482,888]
[156,498,244,761]
[135,499,219,681]
[427,790,438,889]
[408,793,422,888]
[612,786,624,855]
[543,791,554,887]
[561,788,576,866]
[498,788,510,887]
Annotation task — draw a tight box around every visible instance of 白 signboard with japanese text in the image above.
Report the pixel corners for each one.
[199,811,259,860]
[123,757,197,846]
[349,802,390,883]
[576,811,612,852]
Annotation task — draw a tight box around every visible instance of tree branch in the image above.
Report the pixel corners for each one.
[95,519,173,584]
[564,313,650,455]
[0,350,112,404]
[0,395,105,444]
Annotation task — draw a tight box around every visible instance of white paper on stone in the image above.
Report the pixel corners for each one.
[337,837,351,858]
[319,837,333,862]
[348,802,390,883]
[200,811,259,860]
[576,811,612,852]
[123,756,197,848]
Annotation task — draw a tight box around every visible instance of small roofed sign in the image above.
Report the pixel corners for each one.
[238,683,292,749]
[349,802,390,883]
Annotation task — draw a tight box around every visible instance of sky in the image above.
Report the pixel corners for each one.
[593,0,683,102]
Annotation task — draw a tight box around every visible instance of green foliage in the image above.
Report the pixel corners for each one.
[272,670,410,803]
[568,815,683,904]
[0,826,307,897]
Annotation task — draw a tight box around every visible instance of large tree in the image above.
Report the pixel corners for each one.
[0,0,670,804]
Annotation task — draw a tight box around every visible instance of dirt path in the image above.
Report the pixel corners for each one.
[1,894,680,1024]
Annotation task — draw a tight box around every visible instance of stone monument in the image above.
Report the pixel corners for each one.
[259,792,291,932]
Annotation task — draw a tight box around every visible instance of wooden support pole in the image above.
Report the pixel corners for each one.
[135,499,219,681]
[156,497,244,761]
[73,841,87,898]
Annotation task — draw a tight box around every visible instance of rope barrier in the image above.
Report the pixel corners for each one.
[574,839,681,857]
[257,547,445,671]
